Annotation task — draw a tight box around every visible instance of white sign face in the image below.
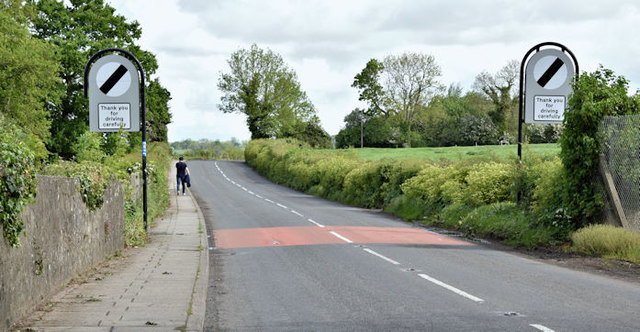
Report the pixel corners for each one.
[96,62,132,97]
[534,96,565,122]
[524,48,575,124]
[98,103,131,130]
[88,54,140,132]
[533,56,568,90]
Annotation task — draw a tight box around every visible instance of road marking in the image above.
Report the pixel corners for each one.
[276,203,288,209]
[363,248,400,265]
[530,324,555,332]
[248,191,255,195]
[265,199,275,204]
[330,231,353,243]
[418,274,484,303]
[307,219,325,228]
[255,195,263,199]
[291,210,303,217]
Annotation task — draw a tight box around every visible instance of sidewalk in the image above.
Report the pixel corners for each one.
[17,188,209,332]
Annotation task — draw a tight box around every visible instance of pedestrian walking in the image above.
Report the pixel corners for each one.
[176,157,190,195]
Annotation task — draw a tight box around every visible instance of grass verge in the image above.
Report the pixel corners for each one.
[571,225,640,263]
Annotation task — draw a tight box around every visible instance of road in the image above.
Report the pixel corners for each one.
[189,160,640,331]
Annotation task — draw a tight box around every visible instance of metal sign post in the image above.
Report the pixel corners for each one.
[84,48,148,232]
[516,42,578,204]
[518,42,578,160]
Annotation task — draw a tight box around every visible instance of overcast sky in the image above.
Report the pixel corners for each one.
[107,0,640,143]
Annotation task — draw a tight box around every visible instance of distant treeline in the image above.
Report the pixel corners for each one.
[171,138,246,160]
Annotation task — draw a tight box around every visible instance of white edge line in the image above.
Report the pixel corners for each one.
[530,324,555,332]
[308,219,325,228]
[363,248,400,265]
[418,274,484,303]
[291,210,303,217]
[330,231,353,243]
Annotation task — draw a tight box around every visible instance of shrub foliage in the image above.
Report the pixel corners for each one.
[560,67,640,227]
[245,139,564,247]
[0,119,38,247]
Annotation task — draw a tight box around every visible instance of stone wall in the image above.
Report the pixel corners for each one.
[0,176,124,331]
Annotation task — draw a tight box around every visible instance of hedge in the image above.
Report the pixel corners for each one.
[244,139,567,247]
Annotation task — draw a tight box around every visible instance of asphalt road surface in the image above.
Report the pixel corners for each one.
[189,160,640,332]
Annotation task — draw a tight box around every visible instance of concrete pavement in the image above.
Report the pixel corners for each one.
[16,187,209,331]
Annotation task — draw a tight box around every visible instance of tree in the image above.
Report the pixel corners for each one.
[28,0,167,158]
[292,119,332,148]
[146,79,172,142]
[352,59,386,117]
[335,108,394,148]
[473,60,519,133]
[0,1,58,160]
[383,52,443,139]
[218,44,321,141]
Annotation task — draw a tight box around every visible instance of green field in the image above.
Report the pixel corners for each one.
[328,143,560,162]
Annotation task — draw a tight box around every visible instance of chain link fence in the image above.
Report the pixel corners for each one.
[599,114,640,231]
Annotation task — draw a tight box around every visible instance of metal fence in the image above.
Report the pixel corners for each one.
[599,114,640,231]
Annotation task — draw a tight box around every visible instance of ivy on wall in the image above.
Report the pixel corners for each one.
[0,120,38,247]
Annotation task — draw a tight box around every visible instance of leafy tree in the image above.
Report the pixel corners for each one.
[146,79,172,142]
[352,59,386,117]
[0,1,58,160]
[335,109,394,148]
[292,120,332,148]
[473,60,519,133]
[560,66,640,227]
[383,52,443,134]
[218,44,321,142]
[28,0,166,158]
[458,114,498,145]
[350,53,443,147]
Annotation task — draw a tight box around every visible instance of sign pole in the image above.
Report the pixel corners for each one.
[84,48,148,232]
[516,42,578,203]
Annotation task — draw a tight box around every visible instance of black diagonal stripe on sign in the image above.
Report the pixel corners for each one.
[100,64,128,94]
[537,57,564,88]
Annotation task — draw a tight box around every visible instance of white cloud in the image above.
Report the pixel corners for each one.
[107,0,640,142]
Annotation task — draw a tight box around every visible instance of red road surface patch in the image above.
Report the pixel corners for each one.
[213,226,471,249]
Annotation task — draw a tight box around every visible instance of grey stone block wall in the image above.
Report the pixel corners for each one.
[0,176,124,331]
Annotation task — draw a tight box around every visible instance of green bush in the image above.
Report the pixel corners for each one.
[343,162,384,207]
[464,162,515,206]
[43,161,111,211]
[560,67,640,226]
[458,203,555,247]
[123,142,171,246]
[244,138,575,248]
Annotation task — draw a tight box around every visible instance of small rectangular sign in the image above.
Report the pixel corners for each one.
[533,96,565,122]
[98,103,131,130]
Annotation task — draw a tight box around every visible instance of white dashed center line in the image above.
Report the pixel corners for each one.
[530,324,555,332]
[329,231,353,243]
[418,273,484,303]
[307,219,325,228]
[363,248,400,265]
